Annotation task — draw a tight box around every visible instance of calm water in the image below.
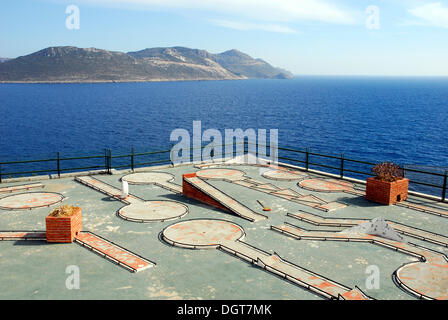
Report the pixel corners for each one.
[0,77,447,192]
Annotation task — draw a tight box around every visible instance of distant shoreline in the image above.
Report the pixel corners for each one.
[0,78,253,84]
[3,75,448,84]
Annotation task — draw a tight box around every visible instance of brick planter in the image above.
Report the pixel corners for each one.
[365,177,409,205]
[46,207,82,243]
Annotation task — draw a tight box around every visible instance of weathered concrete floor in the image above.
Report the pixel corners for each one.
[0,163,447,300]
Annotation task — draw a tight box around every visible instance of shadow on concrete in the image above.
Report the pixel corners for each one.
[338,196,381,208]
[101,196,121,202]
[12,240,58,247]
[157,193,185,202]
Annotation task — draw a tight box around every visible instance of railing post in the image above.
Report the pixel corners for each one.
[131,147,135,172]
[57,152,61,178]
[108,149,112,174]
[104,148,108,172]
[170,143,174,166]
[340,153,345,178]
[442,170,447,202]
[305,148,309,171]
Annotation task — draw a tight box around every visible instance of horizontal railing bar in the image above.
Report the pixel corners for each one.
[111,164,131,169]
[2,148,444,178]
[343,158,376,166]
[278,146,306,154]
[0,158,57,165]
[0,169,57,175]
[60,155,105,161]
[403,167,446,177]
[133,150,171,156]
[1,144,446,197]
[134,159,171,167]
[308,152,341,160]
[60,165,105,172]
[110,154,130,159]
[277,156,306,164]
[1,155,105,164]
[325,167,443,189]
[308,162,340,171]
[342,168,372,176]
[407,180,443,189]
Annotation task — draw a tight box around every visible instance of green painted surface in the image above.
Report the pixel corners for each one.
[0,164,447,300]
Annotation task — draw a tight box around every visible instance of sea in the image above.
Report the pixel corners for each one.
[0,76,447,195]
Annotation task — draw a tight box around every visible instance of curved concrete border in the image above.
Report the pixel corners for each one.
[162,218,246,249]
[298,178,354,193]
[121,171,176,185]
[196,168,246,182]
[262,169,308,181]
[273,220,448,300]
[0,192,64,210]
[117,200,189,223]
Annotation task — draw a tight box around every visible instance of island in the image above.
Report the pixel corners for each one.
[0,46,293,83]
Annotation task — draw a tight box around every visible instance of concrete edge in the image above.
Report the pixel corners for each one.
[1,158,446,204]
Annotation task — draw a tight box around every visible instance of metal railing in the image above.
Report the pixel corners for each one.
[0,143,447,201]
[270,145,447,201]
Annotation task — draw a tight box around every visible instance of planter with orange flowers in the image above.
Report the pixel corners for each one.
[365,162,409,205]
[46,205,82,243]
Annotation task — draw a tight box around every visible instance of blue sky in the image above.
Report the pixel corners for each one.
[1,0,447,75]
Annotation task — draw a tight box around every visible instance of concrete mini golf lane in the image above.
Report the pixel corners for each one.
[0,183,44,194]
[299,178,356,193]
[194,168,346,213]
[1,161,446,300]
[196,168,246,181]
[262,169,308,181]
[0,230,156,273]
[298,177,448,218]
[162,219,245,248]
[272,223,448,300]
[288,210,448,247]
[183,173,268,222]
[0,231,46,240]
[76,175,188,222]
[0,192,64,210]
[118,200,188,223]
[75,231,155,272]
[162,219,370,300]
[122,172,182,194]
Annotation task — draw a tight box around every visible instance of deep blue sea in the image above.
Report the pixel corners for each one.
[0,77,447,194]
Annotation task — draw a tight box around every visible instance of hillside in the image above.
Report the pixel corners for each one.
[0,46,293,83]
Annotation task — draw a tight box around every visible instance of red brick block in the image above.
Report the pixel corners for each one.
[365,177,409,205]
[46,207,82,243]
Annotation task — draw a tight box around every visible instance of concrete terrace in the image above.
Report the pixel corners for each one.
[0,159,447,300]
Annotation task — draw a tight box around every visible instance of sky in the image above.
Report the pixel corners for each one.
[0,0,447,76]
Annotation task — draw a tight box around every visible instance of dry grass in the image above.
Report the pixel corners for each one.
[372,162,404,182]
[49,205,80,217]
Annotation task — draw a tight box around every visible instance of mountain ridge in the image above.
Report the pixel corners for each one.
[0,46,293,83]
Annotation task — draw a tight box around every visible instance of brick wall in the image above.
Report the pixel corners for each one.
[366,177,409,205]
[46,208,82,243]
